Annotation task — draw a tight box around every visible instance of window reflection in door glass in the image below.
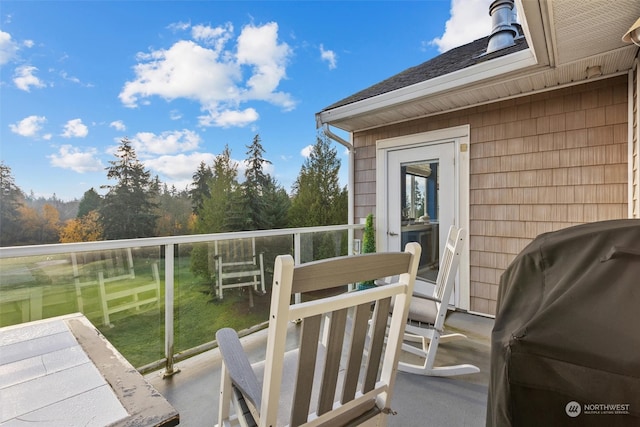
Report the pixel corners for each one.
[400,161,439,283]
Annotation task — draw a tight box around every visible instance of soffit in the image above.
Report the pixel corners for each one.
[551,0,637,66]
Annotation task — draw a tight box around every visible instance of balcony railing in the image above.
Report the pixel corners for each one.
[0,224,363,375]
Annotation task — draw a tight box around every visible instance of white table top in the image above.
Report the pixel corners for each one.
[0,313,179,426]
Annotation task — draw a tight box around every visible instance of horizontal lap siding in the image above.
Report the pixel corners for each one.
[353,76,629,316]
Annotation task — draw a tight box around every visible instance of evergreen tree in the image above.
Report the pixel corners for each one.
[155,183,192,236]
[261,175,291,229]
[289,133,347,260]
[0,163,25,246]
[190,146,239,282]
[196,145,239,233]
[242,134,270,230]
[100,137,159,240]
[189,161,213,215]
[77,188,102,218]
[225,184,249,231]
[289,133,346,227]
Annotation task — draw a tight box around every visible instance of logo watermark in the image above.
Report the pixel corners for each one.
[565,401,631,417]
[565,401,581,417]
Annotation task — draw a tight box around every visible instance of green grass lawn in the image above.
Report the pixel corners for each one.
[100,288,270,368]
[0,234,346,368]
[0,252,271,369]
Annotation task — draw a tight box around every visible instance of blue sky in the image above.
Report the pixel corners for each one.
[1,0,493,201]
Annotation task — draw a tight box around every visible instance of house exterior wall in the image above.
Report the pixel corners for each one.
[351,75,629,316]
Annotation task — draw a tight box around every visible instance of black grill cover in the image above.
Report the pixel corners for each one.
[487,220,640,426]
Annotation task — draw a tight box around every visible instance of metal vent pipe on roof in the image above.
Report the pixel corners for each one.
[486,0,518,54]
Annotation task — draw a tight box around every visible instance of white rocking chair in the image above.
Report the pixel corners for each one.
[399,226,480,377]
[216,243,421,427]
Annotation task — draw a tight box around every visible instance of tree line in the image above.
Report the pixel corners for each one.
[0,133,347,247]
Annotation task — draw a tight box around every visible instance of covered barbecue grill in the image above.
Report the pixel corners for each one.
[487,219,640,426]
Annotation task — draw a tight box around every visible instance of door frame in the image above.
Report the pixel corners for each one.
[376,125,470,310]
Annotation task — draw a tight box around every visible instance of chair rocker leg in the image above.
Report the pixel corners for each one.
[399,360,481,376]
[439,331,470,342]
[399,332,480,376]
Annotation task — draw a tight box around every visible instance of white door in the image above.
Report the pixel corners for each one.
[386,142,456,300]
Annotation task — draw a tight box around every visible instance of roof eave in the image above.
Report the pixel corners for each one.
[315,48,538,130]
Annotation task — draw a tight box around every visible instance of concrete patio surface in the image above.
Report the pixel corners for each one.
[146,311,493,427]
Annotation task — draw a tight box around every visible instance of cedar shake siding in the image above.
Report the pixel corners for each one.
[352,75,629,315]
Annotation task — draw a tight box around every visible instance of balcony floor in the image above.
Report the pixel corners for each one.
[146,312,493,427]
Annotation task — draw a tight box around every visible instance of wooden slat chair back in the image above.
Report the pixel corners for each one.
[399,225,480,376]
[431,226,462,331]
[214,238,266,306]
[216,242,421,427]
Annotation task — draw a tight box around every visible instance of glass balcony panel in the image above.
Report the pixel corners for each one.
[0,225,361,371]
[299,229,348,263]
[0,248,165,368]
[173,234,294,356]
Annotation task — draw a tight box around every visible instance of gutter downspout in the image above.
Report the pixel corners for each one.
[322,124,356,254]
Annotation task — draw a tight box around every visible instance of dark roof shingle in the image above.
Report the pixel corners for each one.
[322,35,529,112]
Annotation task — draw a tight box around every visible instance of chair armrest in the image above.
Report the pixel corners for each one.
[216,328,262,411]
[412,291,441,303]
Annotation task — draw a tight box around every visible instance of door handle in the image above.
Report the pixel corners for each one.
[388,231,399,236]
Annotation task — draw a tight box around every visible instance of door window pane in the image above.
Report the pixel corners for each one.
[400,161,439,283]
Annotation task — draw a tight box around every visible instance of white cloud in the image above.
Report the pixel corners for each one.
[192,22,233,51]
[167,21,191,32]
[169,110,182,120]
[0,30,18,65]
[236,22,294,108]
[198,108,258,128]
[23,39,34,48]
[301,144,313,158]
[110,120,126,131]
[120,39,240,107]
[60,71,80,84]
[61,118,89,138]
[429,0,493,53]
[130,129,201,155]
[144,152,216,182]
[48,145,103,172]
[119,22,295,128]
[60,70,93,87]
[320,44,337,69]
[9,115,46,137]
[13,65,46,91]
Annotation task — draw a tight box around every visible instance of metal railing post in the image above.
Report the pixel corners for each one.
[294,232,301,304]
[163,243,180,377]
